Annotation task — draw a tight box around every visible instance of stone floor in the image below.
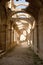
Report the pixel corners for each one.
[0,46,43,65]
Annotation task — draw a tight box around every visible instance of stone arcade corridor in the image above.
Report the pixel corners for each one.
[0,46,43,65]
[0,0,43,65]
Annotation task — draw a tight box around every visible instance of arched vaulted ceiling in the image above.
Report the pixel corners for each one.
[0,0,43,20]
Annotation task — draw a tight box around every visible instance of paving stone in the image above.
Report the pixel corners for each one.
[0,46,43,65]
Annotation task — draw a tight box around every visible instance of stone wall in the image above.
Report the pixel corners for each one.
[0,3,16,51]
[38,8,43,60]
[31,25,38,54]
[31,7,43,60]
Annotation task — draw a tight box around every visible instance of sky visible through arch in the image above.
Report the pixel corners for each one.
[13,0,29,9]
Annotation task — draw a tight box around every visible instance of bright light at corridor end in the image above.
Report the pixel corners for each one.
[20,34,26,41]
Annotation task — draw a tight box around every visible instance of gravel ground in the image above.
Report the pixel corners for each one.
[0,46,43,65]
